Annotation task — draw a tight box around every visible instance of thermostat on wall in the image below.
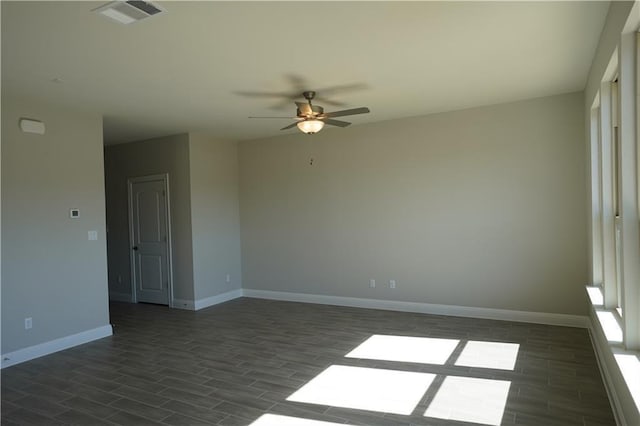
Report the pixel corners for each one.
[69,208,80,219]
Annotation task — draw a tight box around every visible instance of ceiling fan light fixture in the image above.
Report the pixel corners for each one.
[297,119,325,134]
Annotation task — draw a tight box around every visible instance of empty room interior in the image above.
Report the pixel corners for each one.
[1,1,640,425]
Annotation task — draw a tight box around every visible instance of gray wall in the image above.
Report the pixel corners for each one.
[189,134,242,300]
[1,96,110,353]
[239,92,587,315]
[104,134,194,302]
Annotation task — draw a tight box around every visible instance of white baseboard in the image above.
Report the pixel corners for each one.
[109,291,132,303]
[242,289,589,328]
[1,325,113,369]
[172,298,195,310]
[172,289,243,311]
[194,289,243,311]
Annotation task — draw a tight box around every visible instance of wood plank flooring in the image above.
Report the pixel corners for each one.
[1,298,615,425]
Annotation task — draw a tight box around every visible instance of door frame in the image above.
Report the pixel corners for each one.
[127,173,175,308]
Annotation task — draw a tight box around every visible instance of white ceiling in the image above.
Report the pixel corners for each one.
[2,1,609,144]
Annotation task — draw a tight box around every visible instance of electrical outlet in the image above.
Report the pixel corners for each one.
[24,317,32,330]
[389,280,396,289]
[369,279,376,288]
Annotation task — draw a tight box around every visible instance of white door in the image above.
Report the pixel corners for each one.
[128,175,172,305]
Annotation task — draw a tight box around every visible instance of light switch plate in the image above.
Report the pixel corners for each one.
[88,230,98,241]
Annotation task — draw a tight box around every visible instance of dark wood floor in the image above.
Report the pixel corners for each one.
[1,298,615,425]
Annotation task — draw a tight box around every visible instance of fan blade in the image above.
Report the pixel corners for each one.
[315,82,368,96]
[236,91,297,110]
[285,74,307,92]
[235,90,292,98]
[280,122,299,130]
[295,101,313,116]
[322,107,370,118]
[323,118,351,128]
[314,96,346,107]
[249,116,298,119]
[269,99,297,110]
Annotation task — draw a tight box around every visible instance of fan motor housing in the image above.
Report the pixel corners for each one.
[297,105,324,117]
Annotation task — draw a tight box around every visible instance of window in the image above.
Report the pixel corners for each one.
[589,30,640,353]
[587,26,640,419]
[611,77,623,316]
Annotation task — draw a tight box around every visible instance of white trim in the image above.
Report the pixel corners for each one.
[172,298,195,310]
[618,29,640,350]
[242,289,589,328]
[590,105,604,286]
[109,291,133,303]
[164,175,175,309]
[194,289,243,310]
[588,315,628,426]
[600,80,618,310]
[1,325,113,369]
[172,290,243,311]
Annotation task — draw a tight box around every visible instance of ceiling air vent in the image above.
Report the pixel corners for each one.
[94,1,164,25]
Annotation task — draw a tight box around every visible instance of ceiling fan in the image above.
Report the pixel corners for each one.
[237,74,368,110]
[249,91,370,134]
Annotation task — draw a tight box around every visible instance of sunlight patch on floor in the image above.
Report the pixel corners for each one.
[424,376,511,426]
[287,365,435,415]
[454,341,520,371]
[249,414,344,426]
[345,334,459,365]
